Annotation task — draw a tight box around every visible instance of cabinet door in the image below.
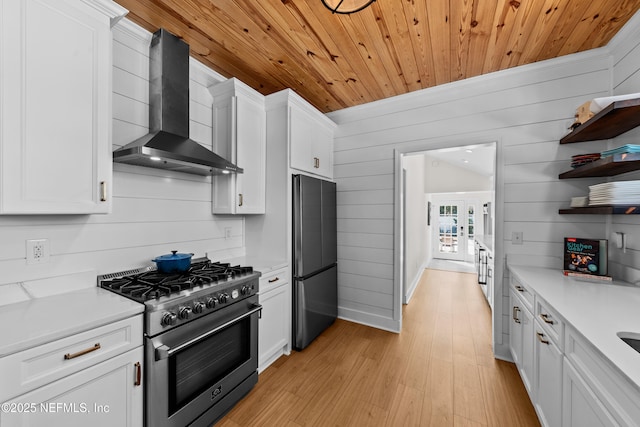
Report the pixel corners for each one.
[534,323,563,427]
[212,86,266,214]
[563,358,619,427]
[258,284,289,372]
[0,347,143,427]
[289,103,334,179]
[290,106,315,173]
[509,289,534,396]
[0,0,116,214]
[520,305,535,397]
[311,123,333,179]
[212,96,237,213]
[236,95,266,214]
[509,290,523,365]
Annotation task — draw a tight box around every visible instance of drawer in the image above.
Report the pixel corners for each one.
[565,327,640,427]
[0,315,142,401]
[510,275,534,312]
[259,266,289,294]
[535,298,564,349]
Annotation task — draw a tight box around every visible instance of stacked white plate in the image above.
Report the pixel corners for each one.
[588,181,640,205]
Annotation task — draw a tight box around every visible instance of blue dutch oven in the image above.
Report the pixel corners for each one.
[152,250,193,273]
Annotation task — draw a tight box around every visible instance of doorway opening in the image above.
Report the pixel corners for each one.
[398,141,496,308]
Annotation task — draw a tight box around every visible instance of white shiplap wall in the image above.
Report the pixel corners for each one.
[608,15,640,284]
[0,19,243,288]
[327,15,640,353]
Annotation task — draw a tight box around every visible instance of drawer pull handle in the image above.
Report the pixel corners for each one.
[512,306,521,323]
[268,277,280,283]
[64,343,101,360]
[515,285,525,292]
[540,313,555,325]
[239,193,243,207]
[536,332,549,345]
[134,362,142,386]
[100,181,107,202]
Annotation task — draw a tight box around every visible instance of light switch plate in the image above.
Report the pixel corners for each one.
[512,232,523,245]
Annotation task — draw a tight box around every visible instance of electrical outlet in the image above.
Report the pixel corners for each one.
[224,227,232,240]
[26,239,49,264]
[512,231,523,245]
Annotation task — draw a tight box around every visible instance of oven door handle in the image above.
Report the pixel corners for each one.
[155,304,263,361]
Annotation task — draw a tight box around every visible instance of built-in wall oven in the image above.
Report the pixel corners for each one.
[99,259,261,427]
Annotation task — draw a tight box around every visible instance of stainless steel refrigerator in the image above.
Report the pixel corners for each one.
[292,174,338,350]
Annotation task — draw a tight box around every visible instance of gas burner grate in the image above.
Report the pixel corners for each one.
[99,258,254,302]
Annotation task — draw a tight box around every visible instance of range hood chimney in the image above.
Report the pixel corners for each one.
[113,29,242,176]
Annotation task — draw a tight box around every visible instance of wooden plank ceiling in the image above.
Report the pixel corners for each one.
[115,0,640,113]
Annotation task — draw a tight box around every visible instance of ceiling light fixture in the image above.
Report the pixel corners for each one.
[322,0,376,14]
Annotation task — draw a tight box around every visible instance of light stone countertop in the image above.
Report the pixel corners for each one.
[508,265,640,391]
[0,286,144,357]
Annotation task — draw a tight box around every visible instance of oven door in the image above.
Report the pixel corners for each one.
[146,297,261,427]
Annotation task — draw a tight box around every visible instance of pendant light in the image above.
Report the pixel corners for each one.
[322,0,376,14]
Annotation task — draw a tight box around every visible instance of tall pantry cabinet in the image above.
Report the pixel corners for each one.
[0,0,126,214]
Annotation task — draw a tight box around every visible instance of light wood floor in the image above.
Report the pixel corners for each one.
[217,269,540,426]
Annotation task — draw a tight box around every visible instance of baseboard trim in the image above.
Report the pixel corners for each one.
[338,308,401,333]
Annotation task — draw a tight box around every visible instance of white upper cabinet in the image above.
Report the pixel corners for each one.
[288,94,335,179]
[0,0,126,214]
[210,78,266,214]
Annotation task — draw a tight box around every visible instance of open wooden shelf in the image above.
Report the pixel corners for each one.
[559,206,640,215]
[559,153,640,179]
[560,98,640,144]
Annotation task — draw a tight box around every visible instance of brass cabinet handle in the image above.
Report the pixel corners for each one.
[268,277,280,283]
[540,313,555,325]
[134,362,142,386]
[512,306,521,323]
[238,193,243,207]
[536,332,549,345]
[100,181,107,202]
[313,157,320,168]
[64,343,101,360]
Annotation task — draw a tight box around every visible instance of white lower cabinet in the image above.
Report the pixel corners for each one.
[0,314,143,427]
[1,347,143,427]
[509,285,534,396]
[534,321,563,427]
[508,269,640,427]
[563,358,618,427]
[258,267,290,373]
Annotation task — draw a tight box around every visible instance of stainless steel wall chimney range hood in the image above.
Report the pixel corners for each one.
[113,29,242,176]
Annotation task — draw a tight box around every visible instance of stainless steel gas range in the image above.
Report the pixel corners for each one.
[98,258,261,427]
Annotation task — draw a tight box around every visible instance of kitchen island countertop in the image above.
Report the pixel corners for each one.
[508,264,640,391]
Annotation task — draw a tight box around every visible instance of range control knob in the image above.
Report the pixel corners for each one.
[192,301,205,314]
[241,285,250,295]
[206,297,217,309]
[178,306,192,320]
[218,293,229,304]
[161,312,177,326]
